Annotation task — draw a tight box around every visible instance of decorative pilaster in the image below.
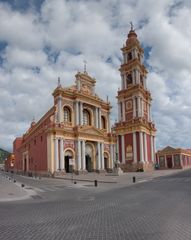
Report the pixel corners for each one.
[79,102,83,125]
[82,140,86,170]
[60,138,65,170]
[54,138,59,171]
[139,132,144,162]
[75,101,79,125]
[97,142,101,170]
[101,142,104,170]
[77,140,81,171]
[57,95,62,123]
[143,133,148,162]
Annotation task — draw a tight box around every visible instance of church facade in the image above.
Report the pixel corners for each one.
[13,72,116,176]
[114,27,156,171]
[13,27,157,175]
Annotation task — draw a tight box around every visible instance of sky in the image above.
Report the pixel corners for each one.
[0,0,191,152]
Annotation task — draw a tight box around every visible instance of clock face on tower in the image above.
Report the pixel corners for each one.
[126,100,132,110]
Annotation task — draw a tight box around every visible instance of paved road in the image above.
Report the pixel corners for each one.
[0,170,191,240]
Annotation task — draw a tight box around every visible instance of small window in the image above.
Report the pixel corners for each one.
[83,109,91,125]
[127,74,132,85]
[63,106,71,122]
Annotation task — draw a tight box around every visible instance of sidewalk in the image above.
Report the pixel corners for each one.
[55,169,183,185]
[0,172,36,202]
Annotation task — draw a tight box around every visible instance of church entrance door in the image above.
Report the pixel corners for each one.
[104,157,108,170]
[86,155,92,172]
[65,156,72,173]
[167,156,172,168]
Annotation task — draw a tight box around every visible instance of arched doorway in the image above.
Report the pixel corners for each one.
[64,150,73,173]
[85,144,93,172]
[104,152,109,171]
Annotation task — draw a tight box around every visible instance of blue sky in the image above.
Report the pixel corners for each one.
[0,0,191,152]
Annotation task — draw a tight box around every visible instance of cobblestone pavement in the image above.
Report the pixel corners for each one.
[0,170,191,240]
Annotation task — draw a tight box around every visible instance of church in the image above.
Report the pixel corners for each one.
[13,27,156,175]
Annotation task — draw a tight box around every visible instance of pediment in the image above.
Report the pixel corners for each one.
[78,126,105,137]
[161,146,176,152]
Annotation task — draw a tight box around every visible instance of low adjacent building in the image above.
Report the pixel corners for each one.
[4,153,15,172]
[156,146,191,169]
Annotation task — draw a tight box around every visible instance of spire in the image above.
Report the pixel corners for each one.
[83,60,87,74]
[57,77,61,87]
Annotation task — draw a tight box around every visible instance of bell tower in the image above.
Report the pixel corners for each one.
[114,25,156,171]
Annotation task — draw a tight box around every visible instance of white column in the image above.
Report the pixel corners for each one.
[82,140,86,170]
[122,101,125,121]
[98,108,101,129]
[75,101,79,125]
[80,102,83,125]
[150,135,154,163]
[60,138,64,170]
[110,145,114,169]
[77,140,81,171]
[136,69,140,84]
[97,142,101,170]
[133,132,137,163]
[116,136,119,163]
[180,154,183,168]
[172,155,174,167]
[141,98,144,117]
[54,138,59,171]
[121,135,125,163]
[95,107,98,128]
[164,155,167,168]
[133,97,136,118]
[139,132,144,162]
[101,143,105,170]
[58,95,62,123]
[138,97,141,117]
[118,102,121,122]
[108,113,111,132]
[149,105,151,121]
[144,133,148,162]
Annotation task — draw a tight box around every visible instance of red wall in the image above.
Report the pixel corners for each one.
[124,133,133,162]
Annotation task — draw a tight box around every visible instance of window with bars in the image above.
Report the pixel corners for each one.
[83,109,90,125]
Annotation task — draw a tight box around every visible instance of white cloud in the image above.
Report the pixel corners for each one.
[0,0,191,152]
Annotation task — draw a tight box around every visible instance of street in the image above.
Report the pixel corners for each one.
[0,170,191,240]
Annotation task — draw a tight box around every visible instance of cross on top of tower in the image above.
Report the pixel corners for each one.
[57,77,61,87]
[83,60,87,74]
[130,21,134,31]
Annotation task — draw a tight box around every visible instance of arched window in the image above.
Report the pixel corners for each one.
[63,106,71,122]
[128,52,132,61]
[140,75,144,87]
[101,116,106,129]
[83,109,91,125]
[127,74,132,85]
